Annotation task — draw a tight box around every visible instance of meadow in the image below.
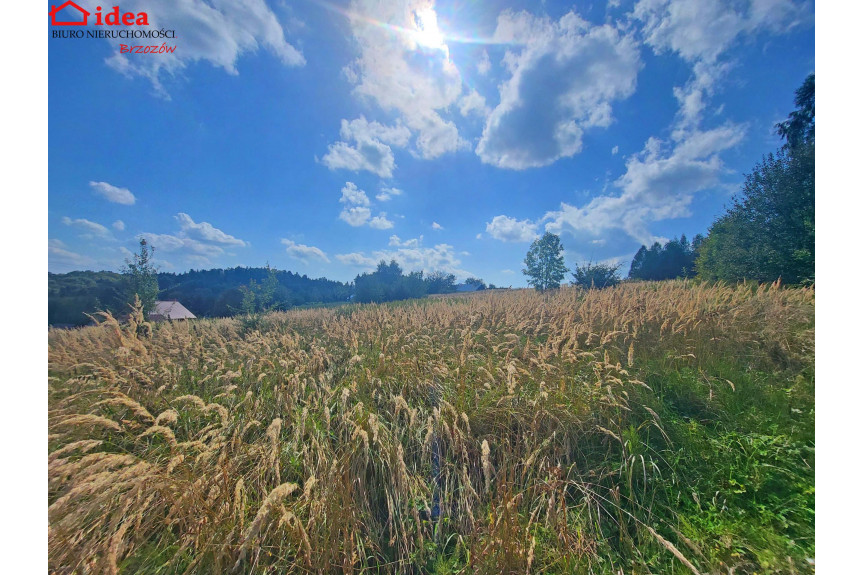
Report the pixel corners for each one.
[48,281,814,574]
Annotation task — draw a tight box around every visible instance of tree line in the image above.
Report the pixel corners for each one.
[49,257,353,326]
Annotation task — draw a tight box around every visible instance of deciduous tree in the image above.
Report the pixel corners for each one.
[123,238,159,315]
[523,232,569,292]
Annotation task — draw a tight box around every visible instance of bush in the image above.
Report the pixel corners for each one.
[571,262,621,289]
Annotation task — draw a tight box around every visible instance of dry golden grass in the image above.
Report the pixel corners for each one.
[48,280,814,574]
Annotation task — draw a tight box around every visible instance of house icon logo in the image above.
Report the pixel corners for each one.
[49,1,91,26]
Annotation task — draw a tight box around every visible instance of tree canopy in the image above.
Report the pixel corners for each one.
[629,235,703,281]
[523,232,569,292]
[697,75,814,284]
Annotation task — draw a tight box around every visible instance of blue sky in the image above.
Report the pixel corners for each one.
[48,0,814,286]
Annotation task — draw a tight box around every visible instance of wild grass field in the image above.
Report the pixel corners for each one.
[48,281,814,574]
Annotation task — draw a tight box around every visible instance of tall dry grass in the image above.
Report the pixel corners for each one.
[48,280,814,574]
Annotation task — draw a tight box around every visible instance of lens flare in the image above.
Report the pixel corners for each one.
[412,7,446,51]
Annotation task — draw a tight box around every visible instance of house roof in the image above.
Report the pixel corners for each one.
[149,300,196,320]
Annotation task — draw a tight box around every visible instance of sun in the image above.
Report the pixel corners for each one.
[411,7,447,52]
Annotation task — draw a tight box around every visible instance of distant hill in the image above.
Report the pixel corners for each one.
[48,267,353,326]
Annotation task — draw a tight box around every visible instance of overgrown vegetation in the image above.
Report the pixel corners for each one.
[49,281,814,574]
[571,261,622,289]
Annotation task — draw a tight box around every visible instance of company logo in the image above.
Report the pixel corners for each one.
[49,2,150,26]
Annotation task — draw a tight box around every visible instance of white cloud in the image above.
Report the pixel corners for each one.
[369,214,394,229]
[340,234,469,275]
[376,186,403,201]
[476,10,641,169]
[137,212,247,267]
[338,182,393,229]
[633,0,810,65]
[485,215,539,242]
[544,123,746,246]
[541,0,810,252]
[477,49,491,75]
[339,182,372,226]
[61,216,113,239]
[112,220,126,231]
[611,145,619,155]
[89,181,135,205]
[339,206,372,227]
[336,252,378,267]
[431,222,443,230]
[339,181,371,207]
[342,0,469,159]
[338,241,469,277]
[73,0,305,97]
[281,239,330,263]
[321,141,397,179]
[633,0,811,128]
[141,232,225,259]
[322,117,412,178]
[389,235,422,248]
[458,90,489,118]
[175,213,247,246]
[49,239,95,269]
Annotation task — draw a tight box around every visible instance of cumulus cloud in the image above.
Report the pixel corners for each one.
[138,212,248,267]
[339,181,371,207]
[544,123,746,246]
[368,214,395,229]
[389,235,422,248]
[338,182,393,229]
[476,10,641,169]
[458,90,489,118]
[281,239,330,263]
[70,0,304,97]
[112,220,126,231]
[337,239,469,276]
[62,216,113,239]
[334,253,375,267]
[485,215,539,242]
[376,186,403,201]
[322,117,412,178]
[140,232,225,259]
[431,222,443,230]
[89,181,135,205]
[633,0,811,127]
[633,0,810,65]
[541,0,810,251]
[175,213,247,246]
[342,0,469,159]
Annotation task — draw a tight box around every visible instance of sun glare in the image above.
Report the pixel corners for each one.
[412,7,447,52]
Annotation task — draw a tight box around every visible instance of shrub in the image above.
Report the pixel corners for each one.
[571,262,621,289]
